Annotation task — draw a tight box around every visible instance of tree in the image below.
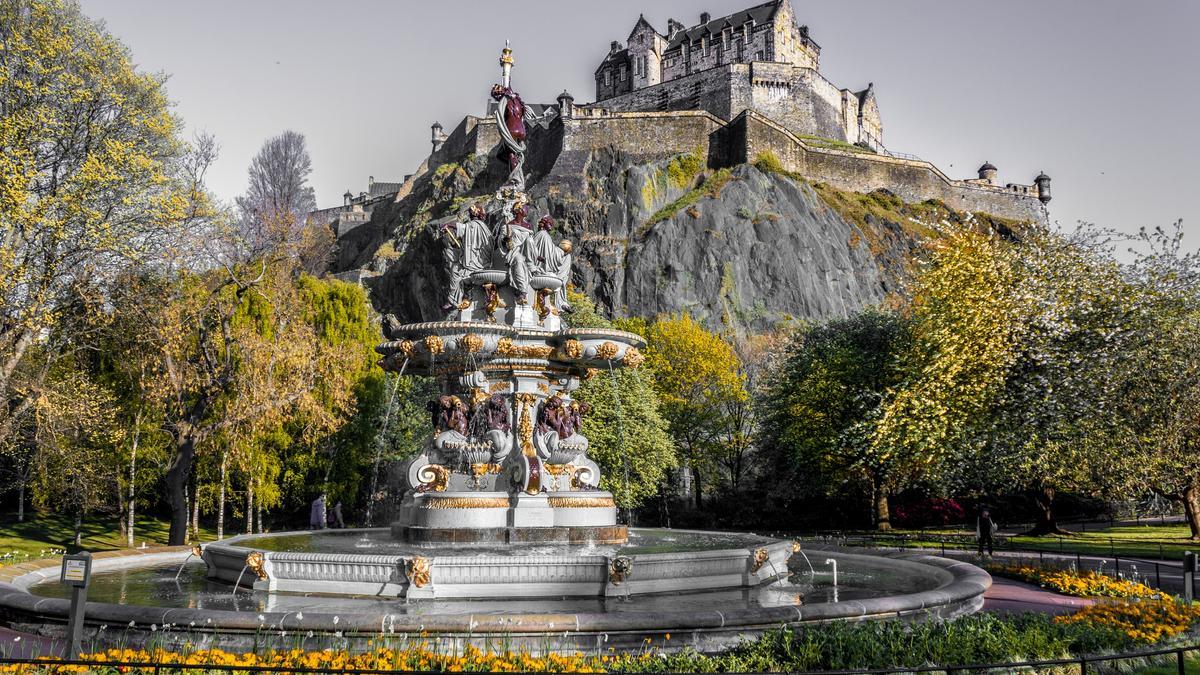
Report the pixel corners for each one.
[0,0,203,449]
[568,291,676,510]
[759,308,915,529]
[235,131,318,260]
[638,314,747,509]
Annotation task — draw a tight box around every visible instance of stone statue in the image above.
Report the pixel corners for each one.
[439,203,492,310]
[483,394,511,432]
[490,84,556,192]
[495,202,534,304]
[567,400,590,437]
[521,215,573,313]
[428,395,469,436]
[537,394,572,440]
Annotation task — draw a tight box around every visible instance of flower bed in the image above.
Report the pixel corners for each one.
[988,563,1159,599]
[1055,598,1200,644]
[4,608,1194,674]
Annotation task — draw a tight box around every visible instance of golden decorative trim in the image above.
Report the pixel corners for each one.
[595,341,620,361]
[489,382,511,393]
[533,288,553,321]
[621,346,645,368]
[536,382,550,393]
[583,367,599,380]
[416,464,450,492]
[751,547,770,573]
[470,388,490,406]
[424,496,510,509]
[544,463,575,476]
[397,340,415,357]
[245,551,268,581]
[515,393,537,458]
[406,556,431,588]
[561,339,583,360]
[191,544,203,558]
[457,299,472,310]
[548,496,614,508]
[460,333,484,353]
[424,334,445,355]
[482,283,505,318]
[497,338,555,359]
[469,462,504,476]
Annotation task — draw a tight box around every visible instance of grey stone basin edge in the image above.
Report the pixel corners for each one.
[0,545,990,636]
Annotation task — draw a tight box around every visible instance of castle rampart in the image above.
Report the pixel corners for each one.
[712,110,1048,222]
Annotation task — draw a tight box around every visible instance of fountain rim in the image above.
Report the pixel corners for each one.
[0,539,990,637]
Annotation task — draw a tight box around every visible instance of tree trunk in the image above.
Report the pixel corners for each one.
[216,451,228,540]
[73,512,82,547]
[1026,485,1071,536]
[691,464,703,509]
[256,503,263,534]
[16,480,24,522]
[190,483,200,542]
[1184,483,1200,541]
[127,423,140,548]
[245,480,254,535]
[165,432,198,546]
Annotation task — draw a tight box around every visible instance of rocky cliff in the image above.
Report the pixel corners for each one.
[331,143,1024,334]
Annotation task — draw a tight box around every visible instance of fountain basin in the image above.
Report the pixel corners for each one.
[201,528,793,599]
[0,539,990,655]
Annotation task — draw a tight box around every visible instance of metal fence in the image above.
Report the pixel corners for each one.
[0,642,1198,673]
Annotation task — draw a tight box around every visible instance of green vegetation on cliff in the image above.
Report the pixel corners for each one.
[641,168,735,234]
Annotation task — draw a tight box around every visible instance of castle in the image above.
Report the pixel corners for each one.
[320,0,1051,237]
[594,1,883,152]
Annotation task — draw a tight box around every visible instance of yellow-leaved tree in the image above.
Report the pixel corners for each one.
[0,0,206,447]
[639,313,748,509]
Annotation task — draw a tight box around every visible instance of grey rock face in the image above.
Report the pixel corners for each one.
[332,149,898,334]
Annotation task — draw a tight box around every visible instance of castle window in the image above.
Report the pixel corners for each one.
[603,70,611,86]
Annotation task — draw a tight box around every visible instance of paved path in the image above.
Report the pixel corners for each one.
[983,576,1095,616]
[0,626,64,659]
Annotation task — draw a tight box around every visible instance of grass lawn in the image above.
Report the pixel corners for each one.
[0,511,217,565]
[822,522,1198,560]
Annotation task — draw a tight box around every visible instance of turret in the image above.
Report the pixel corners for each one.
[556,90,575,119]
[431,121,446,153]
[667,18,685,38]
[343,189,353,207]
[700,11,711,24]
[977,161,997,184]
[1035,171,1052,204]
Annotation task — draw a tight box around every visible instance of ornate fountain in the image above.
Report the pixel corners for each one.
[378,45,643,547]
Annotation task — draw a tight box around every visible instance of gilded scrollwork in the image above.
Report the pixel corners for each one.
[515,393,537,457]
[424,334,445,355]
[548,496,614,508]
[561,339,583,360]
[245,551,268,581]
[497,338,555,359]
[406,556,431,588]
[425,496,510,509]
[595,341,620,360]
[415,464,450,493]
[751,547,770,573]
[621,346,645,368]
[397,340,415,357]
[460,333,484,353]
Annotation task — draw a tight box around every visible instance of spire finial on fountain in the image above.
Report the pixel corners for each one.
[499,40,514,87]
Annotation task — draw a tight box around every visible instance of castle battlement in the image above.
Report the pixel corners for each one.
[593,0,881,150]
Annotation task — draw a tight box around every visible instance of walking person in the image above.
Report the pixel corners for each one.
[332,501,345,529]
[976,508,997,556]
[309,494,327,530]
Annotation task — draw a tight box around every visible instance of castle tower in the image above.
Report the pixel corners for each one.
[556,90,575,119]
[627,14,666,90]
[431,121,447,153]
[978,161,998,184]
[1035,171,1052,204]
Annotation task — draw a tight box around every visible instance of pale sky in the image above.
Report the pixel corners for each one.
[79,0,1200,242]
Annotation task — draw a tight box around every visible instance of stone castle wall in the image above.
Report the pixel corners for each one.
[381,105,1043,231]
[594,62,857,144]
[713,110,1047,222]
